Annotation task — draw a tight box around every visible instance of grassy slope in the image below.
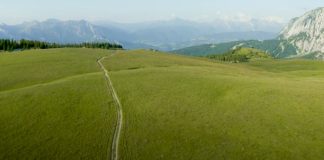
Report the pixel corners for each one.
[0,48,109,91]
[103,50,324,160]
[1,49,324,159]
[0,48,116,159]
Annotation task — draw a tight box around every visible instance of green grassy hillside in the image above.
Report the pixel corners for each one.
[1,48,324,159]
[102,50,324,160]
[0,49,117,159]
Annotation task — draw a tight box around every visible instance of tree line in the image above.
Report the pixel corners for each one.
[207,49,249,63]
[0,39,123,51]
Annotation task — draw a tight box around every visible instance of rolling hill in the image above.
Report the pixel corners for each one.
[1,48,324,159]
[0,49,116,159]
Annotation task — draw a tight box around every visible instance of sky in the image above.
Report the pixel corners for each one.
[0,0,323,24]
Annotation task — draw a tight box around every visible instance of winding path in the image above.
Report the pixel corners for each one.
[98,55,123,160]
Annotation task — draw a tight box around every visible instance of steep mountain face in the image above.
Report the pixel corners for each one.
[279,7,324,59]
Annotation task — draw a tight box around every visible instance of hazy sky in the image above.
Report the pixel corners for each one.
[0,0,323,24]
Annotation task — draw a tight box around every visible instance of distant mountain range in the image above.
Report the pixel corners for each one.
[0,19,132,44]
[2,7,323,59]
[0,18,284,51]
[174,7,324,60]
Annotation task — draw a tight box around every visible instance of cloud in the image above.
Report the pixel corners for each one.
[211,13,252,23]
[260,16,285,23]
[208,13,286,24]
[170,13,177,18]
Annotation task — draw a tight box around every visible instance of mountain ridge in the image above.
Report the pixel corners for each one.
[0,18,282,51]
[279,7,324,59]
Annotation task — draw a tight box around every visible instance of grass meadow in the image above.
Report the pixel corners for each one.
[0,49,117,159]
[103,50,324,160]
[1,48,324,159]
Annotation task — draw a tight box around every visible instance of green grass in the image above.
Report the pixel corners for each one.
[0,48,109,91]
[102,50,324,160]
[1,48,324,159]
[0,48,116,159]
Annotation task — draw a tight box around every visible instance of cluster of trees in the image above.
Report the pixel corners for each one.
[0,39,123,51]
[207,48,249,63]
[62,42,123,50]
[208,53,249,63]
[207,47,272,63]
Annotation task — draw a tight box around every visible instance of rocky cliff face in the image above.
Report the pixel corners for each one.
[280,7,324,59]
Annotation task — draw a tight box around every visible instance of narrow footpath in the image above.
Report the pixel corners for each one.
[98,55,123,160]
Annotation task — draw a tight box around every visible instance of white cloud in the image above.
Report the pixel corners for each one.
[194,12,286,24]
[235,13,253,22]
[170,13,177,18]
[260,16,286,23]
